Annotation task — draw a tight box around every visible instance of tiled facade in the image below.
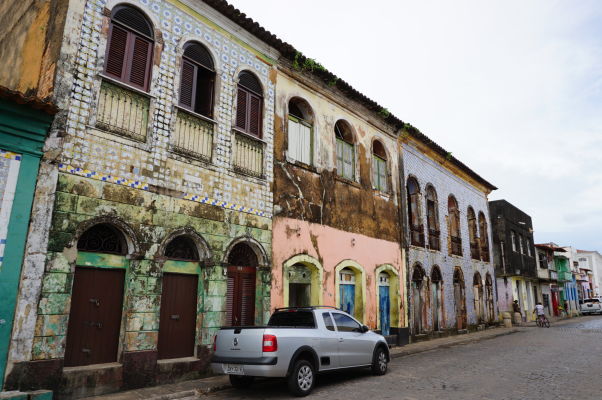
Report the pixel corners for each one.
[5,0,277,396]
[403,143,497,333]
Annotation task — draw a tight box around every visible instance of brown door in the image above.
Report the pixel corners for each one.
[158,273,198,359]
[64,267,125,367]
[226,266,256,326]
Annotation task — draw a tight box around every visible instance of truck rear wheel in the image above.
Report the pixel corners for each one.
[229,375,254,389]
[287,359,315,397]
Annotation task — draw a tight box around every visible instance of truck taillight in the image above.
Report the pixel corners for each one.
[262,334,277,352]
[213,335,217,352]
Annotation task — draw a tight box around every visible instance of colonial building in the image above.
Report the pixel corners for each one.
[490,200,537,322]
[534,243,560,317]
[3,0,278,397]
[402,128,497,338]
[270,55,407,345]
[575,250,602,298]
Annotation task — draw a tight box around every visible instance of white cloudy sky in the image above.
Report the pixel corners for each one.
[228,0,602,251]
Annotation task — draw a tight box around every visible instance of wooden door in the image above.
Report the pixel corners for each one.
[226,266,256,326]
[340,284,356,316]
[432,282,440,331]
[412,281,422,334]
[454,282,466,330]
[379,285,390,336]
[158,273,198,359]
[64,267,125,367]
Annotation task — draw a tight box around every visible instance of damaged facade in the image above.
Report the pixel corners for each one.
[271,61,407,345]
[4,0,277,397]
[402,134,497,338]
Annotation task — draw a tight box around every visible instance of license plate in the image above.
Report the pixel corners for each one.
[223,364,244,375]
[588,304,593,307]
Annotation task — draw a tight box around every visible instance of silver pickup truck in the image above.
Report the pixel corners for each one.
[580,298,602,315]
[211,306,390,396]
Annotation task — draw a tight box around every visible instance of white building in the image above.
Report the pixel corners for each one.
[575,250,602,297]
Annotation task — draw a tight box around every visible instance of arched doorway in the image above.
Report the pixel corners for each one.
[378,272,391,336]
[453,267,467,331]
[64,223,128,367]
[226,242,257,326]
[473,272,484,324]
[431,266,443,332]
[411,265,426,335]
[334,261,366,322]
[158,235,201,360]
[485,273,495,324]
[288,263,312,307]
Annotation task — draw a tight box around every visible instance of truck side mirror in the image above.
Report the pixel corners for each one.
[361,325,369,333]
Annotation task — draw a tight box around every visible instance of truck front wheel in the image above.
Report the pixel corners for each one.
[287,359,315,397]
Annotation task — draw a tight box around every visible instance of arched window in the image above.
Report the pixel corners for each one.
[235,71,263,137]
[164,236,199,261]
[287,97,313,165]
[467,207,480,260]
[334,120,355,180]
[77,223,127,255]
[372,139,388,192]
[105,5,154,91]
[178,42,215,117]
[448,195,462,256]
[478,212,490,262]
[407,177,424,246]
[425,185,440,250]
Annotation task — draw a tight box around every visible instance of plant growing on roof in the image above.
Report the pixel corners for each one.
[328,77,338,87]
[379,108,391,118]
[445,152,453,161]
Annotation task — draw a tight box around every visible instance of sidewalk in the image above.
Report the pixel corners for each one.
[520,313,582,328]
[85,326,520,400]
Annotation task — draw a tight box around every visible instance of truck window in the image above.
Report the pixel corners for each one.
[268,311,316,327]
[584,299,600,303]
[332,313,361,332]
[323,313,336,331]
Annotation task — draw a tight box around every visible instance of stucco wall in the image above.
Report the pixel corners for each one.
[403,143,497,331]
[271,217,406,329]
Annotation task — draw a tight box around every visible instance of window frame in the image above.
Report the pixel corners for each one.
[104,7,154,92]
[372,154,387,192]
[287,113,313,165]
[178,43,215,118]
[235,72,263,138]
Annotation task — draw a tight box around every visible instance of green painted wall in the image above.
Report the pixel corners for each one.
[0,98,53,388]
[33,172,272,361]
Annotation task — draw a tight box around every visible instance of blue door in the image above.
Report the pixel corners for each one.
[340,284,355,316]
[379,285,390,335]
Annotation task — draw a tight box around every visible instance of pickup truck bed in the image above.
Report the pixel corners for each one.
[580,298,602,315]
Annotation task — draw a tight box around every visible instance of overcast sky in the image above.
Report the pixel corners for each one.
[228,0,602,252]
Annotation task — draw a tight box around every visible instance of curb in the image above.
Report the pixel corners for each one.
[390,328,520,359]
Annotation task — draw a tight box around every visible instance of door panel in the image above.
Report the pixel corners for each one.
[64,267,125,367]
[226,266,256,326]
[332,313,372,367]
[158,273,198,359]
[379,286,390,336]
[339,284,355,316]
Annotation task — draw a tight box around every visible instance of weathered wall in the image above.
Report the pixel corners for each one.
[0,0,69,99]
[273,68,401,242]
[271,217,405,329]
[403,142,497,332]
[5,0,278,396]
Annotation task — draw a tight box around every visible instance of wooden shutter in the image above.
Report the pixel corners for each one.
[336,139,344,175]
[288,119,300,160]
[249,94,261,137]
[195,68,214,117]
[240,273,256,326]
[299,123,311,164]
[226,273,235,325]
[179,60,196,109]
[343,142,354,180]
[128,35,152,90]
[105,24,129,79]
[236,88,248,130]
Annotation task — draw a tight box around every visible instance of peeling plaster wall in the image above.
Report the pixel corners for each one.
[0,0,69,99]
[271,217,406,329]
[5,0,277,395]
[403,143,497,331]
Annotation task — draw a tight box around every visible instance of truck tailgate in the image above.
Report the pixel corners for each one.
[215,328,265,359]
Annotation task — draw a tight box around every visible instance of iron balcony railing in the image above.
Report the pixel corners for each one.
[172,109,214,162]
[480,245,490,262]
[410,225,425,247]
[470,242,480,260]
[428,229,440,251]
[96,80,149,142]
[450,236,462,256]
[233,130,264,178]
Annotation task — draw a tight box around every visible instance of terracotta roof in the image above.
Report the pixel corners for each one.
[201,0,497,191]
[535,243,566,252]
[0,86,58,115]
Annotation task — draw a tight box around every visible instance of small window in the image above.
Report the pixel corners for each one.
[332,313,361,332]
[335,120,355,180]
[77,223,127,255]
[164,236,199,261]
[287,98,313,165]
[235,71,263,137]
[448,195,462,256]
[519,234,525,254]
[105,5,154,91]
[511,231,517,252]
[178,42,215,117]
[323,313,336,331]
[372,140,388,192]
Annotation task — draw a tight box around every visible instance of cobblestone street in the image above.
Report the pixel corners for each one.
[203,316,602,400]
